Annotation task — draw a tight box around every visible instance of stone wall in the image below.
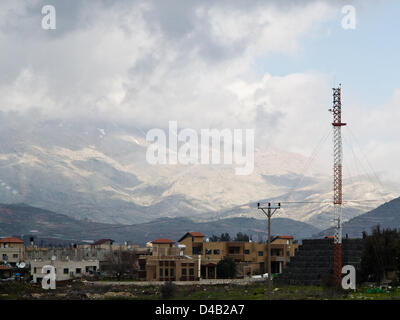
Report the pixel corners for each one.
[276,238,364,286]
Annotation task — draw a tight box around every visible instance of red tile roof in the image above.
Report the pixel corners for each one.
[276,235,293,239]
[188,232,204,237]
[151,238,175,244]
[0,237,24,244]
[92,239,113,245]
[178,232,205,242]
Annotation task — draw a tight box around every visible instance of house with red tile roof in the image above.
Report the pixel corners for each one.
[0,237,25,265]
[91,238,114,247]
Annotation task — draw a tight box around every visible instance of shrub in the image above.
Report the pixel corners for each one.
[160,281,177,299]
[216,257,237,279]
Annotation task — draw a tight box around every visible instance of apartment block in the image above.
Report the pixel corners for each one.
[138,238,200,281]
[0,237,25,266]
[30,259,100,283]
[138,232,299,281]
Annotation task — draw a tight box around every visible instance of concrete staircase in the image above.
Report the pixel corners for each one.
[276,238,364,286]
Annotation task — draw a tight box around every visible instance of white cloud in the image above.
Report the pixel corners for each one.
[0,1,337,130]
[5,0,397,185]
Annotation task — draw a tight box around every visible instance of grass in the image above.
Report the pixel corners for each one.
[1,281,400,300]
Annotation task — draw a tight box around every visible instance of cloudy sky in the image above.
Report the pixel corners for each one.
[0,0,399,183]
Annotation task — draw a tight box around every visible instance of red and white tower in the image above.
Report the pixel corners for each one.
[332,85,346,285]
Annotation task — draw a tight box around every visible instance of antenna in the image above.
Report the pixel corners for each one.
[332,85,346,285]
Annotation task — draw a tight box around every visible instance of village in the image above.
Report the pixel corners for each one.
[0,232,298,284]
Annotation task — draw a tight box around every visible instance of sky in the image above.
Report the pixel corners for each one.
[0,0,399,183]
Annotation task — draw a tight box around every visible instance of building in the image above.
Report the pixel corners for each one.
[89,238,114,249]
[138,232,299,281]
[0,237,25,266]
[26,239,147,263]
[30,259,100,283]
[138,238,200,281]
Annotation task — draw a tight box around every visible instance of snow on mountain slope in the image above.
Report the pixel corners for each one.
[0,115,396,229]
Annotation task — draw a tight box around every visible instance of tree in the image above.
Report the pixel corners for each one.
[360,226,398,283]
[219,233,231,241]
[209,235,219,242]
[216,257,237,279]
[104,249,138,280]
[234,232,250,242]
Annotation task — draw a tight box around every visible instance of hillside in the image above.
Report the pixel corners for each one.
[317,197,400,238]
[0,116,395,229]
[0,204,320,245]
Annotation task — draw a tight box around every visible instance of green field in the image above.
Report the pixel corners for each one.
[1,281,400,300]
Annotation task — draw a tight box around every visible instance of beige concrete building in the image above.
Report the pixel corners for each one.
[0,237,25,265]
[138,238,200,281]
[31,259,99,283]
[138,232,299,281]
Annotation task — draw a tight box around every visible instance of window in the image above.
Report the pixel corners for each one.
[192,246,202,254]
[2,254,7,260]
[258,251,263,256]
[182,263,187,267]
[13,254,18,258]
[165,261,169,267]
[229,247,240,254]
[63,268,69,274]
[213,249,220,255]
[189,268,194,276]
[159,268,163,277]
[271,249,281,256]
[34,267,37,274]
[244,249,250,254]
[86,266,89,273]
[165,268,169,277]
[160,261,164,266]
[170,269,174,277]
[182,269,187,276]
[205,249,212,255]
[76,268,81,274]
[287,251,290,256]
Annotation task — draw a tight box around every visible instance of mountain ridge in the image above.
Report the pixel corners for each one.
[317,196,400,238]
[0,203,320,245]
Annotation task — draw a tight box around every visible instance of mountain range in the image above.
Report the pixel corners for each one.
[0,203,320,245]
[0,113,397,230]
[317,197,400,238]
[2,197,400,246]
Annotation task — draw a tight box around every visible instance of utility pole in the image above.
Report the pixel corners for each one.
[257,202,281,300]
[329,85,346,286]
